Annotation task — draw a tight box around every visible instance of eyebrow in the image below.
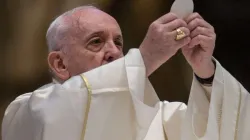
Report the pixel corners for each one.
[85,31,123,40]
[85,31,105,40]
[114,35,123,40]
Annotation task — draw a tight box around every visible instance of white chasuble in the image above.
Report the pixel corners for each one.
[2,49,165,140]
[2,49,250,140]
[181,59,250,140]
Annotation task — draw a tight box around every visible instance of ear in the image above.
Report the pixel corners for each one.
[48,52,70,81]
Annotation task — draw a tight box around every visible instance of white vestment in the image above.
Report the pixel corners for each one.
[2,49,250,140]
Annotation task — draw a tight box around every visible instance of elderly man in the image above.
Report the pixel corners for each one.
[2,6,250,140]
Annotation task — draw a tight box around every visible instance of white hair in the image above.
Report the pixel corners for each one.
[46,5,98,52]
[46,5,98,83]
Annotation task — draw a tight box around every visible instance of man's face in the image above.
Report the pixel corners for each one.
[50,8,124,80]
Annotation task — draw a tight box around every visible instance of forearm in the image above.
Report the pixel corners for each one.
[139,47,166,77]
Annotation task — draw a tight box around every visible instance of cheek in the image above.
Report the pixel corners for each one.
[68,50,105,75]
[120,53,124,57]
[85,52,105,67]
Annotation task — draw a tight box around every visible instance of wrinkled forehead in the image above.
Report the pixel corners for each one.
[64,8,122,36]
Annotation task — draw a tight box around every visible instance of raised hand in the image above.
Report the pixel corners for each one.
[140,13,191,76]
[182,13,216,78]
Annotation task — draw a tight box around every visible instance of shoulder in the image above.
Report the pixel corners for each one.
[2,92,33,138]
[3,83,55,120]
[2,83,55,137]
[5,92,32,115]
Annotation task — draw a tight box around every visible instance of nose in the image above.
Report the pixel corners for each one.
[104,42,122,63]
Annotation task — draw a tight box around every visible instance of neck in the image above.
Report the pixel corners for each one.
[52,78,61,84]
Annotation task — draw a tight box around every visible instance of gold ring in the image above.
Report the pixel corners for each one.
[175,28,186,40]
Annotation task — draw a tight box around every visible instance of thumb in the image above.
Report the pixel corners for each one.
[181,44,193,57]
[181,44,191,51]
[178,37,191,49]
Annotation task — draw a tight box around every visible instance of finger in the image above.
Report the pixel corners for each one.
[190,26,214,38]
[170,26,190,39]
[156,13,178,24]
[188,18,213,31]
[164,18,187,31]
[185,12,203,24]
[189,35,213,48]
[176,37,191,49]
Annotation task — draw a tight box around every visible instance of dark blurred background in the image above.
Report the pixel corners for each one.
[1,0,250,139]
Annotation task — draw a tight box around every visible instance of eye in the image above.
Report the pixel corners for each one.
[90,38,102,45]
[87,37,103,52]
[114,39,123,47]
